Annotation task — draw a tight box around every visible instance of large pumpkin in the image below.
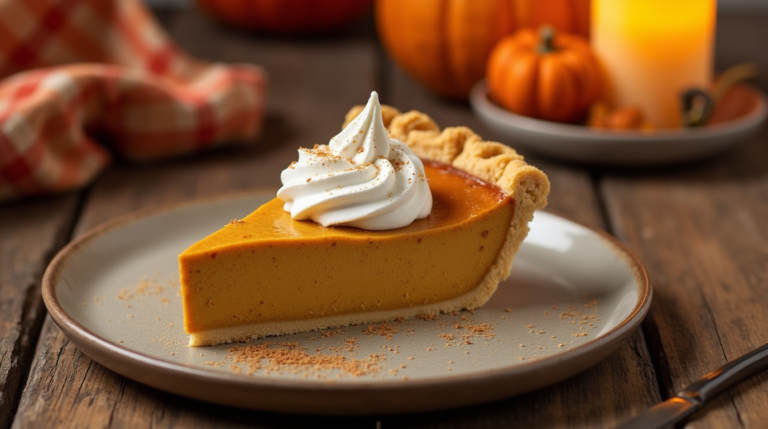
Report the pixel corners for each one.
[197,0,374,35]
[486,27,602,123]
[375,0,590,99]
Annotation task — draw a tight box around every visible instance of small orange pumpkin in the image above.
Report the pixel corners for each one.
[486,26,602,123]
[588,103,653,130]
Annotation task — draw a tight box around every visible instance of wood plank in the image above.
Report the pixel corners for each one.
[380,57,660,428]
[602,13,768,428]
[0,194,80,429]
[604,124,768,429]
[12,7,380,428]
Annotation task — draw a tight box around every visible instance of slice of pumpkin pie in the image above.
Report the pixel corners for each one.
[179,92,549,346]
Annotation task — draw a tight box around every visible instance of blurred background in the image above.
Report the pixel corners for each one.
[145,0,768,12]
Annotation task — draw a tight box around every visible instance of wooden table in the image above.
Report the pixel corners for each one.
[2,6,767,428]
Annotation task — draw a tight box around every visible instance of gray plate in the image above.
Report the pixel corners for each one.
[43,192,651,414]
[470,80,767,166]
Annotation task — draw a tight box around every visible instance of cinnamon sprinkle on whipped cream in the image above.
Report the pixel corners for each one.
[277,91,432,230]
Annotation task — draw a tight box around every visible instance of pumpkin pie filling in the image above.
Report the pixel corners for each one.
[180,163,513,335]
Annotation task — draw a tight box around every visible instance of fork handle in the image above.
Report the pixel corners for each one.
[679,343,768,404]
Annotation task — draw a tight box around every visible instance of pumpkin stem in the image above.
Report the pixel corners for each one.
[538,26,557,54]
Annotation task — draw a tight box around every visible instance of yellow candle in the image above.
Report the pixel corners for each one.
[592,0,716,128]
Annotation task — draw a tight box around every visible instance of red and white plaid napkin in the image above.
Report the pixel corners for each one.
[0,0,267,202]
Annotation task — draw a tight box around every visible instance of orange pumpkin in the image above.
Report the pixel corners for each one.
[375,0,591,100]
[515,0,591,40]
[486,27,602,123]
[197,0,373,35]
[588,103,652,130]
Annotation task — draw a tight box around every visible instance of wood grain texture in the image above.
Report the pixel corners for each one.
[603,126,768,429]
[0,195,79,429]
[602,15,768,428]
[381,54,661,428]
[12,7,380,429]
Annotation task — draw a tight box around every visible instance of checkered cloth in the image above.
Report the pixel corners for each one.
[0,0,267,202]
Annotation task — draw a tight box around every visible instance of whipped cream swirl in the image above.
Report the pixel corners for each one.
[277,92,432,230]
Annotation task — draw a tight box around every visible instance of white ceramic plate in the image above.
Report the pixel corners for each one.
[470,80,767,165]
[43,192,650,415]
